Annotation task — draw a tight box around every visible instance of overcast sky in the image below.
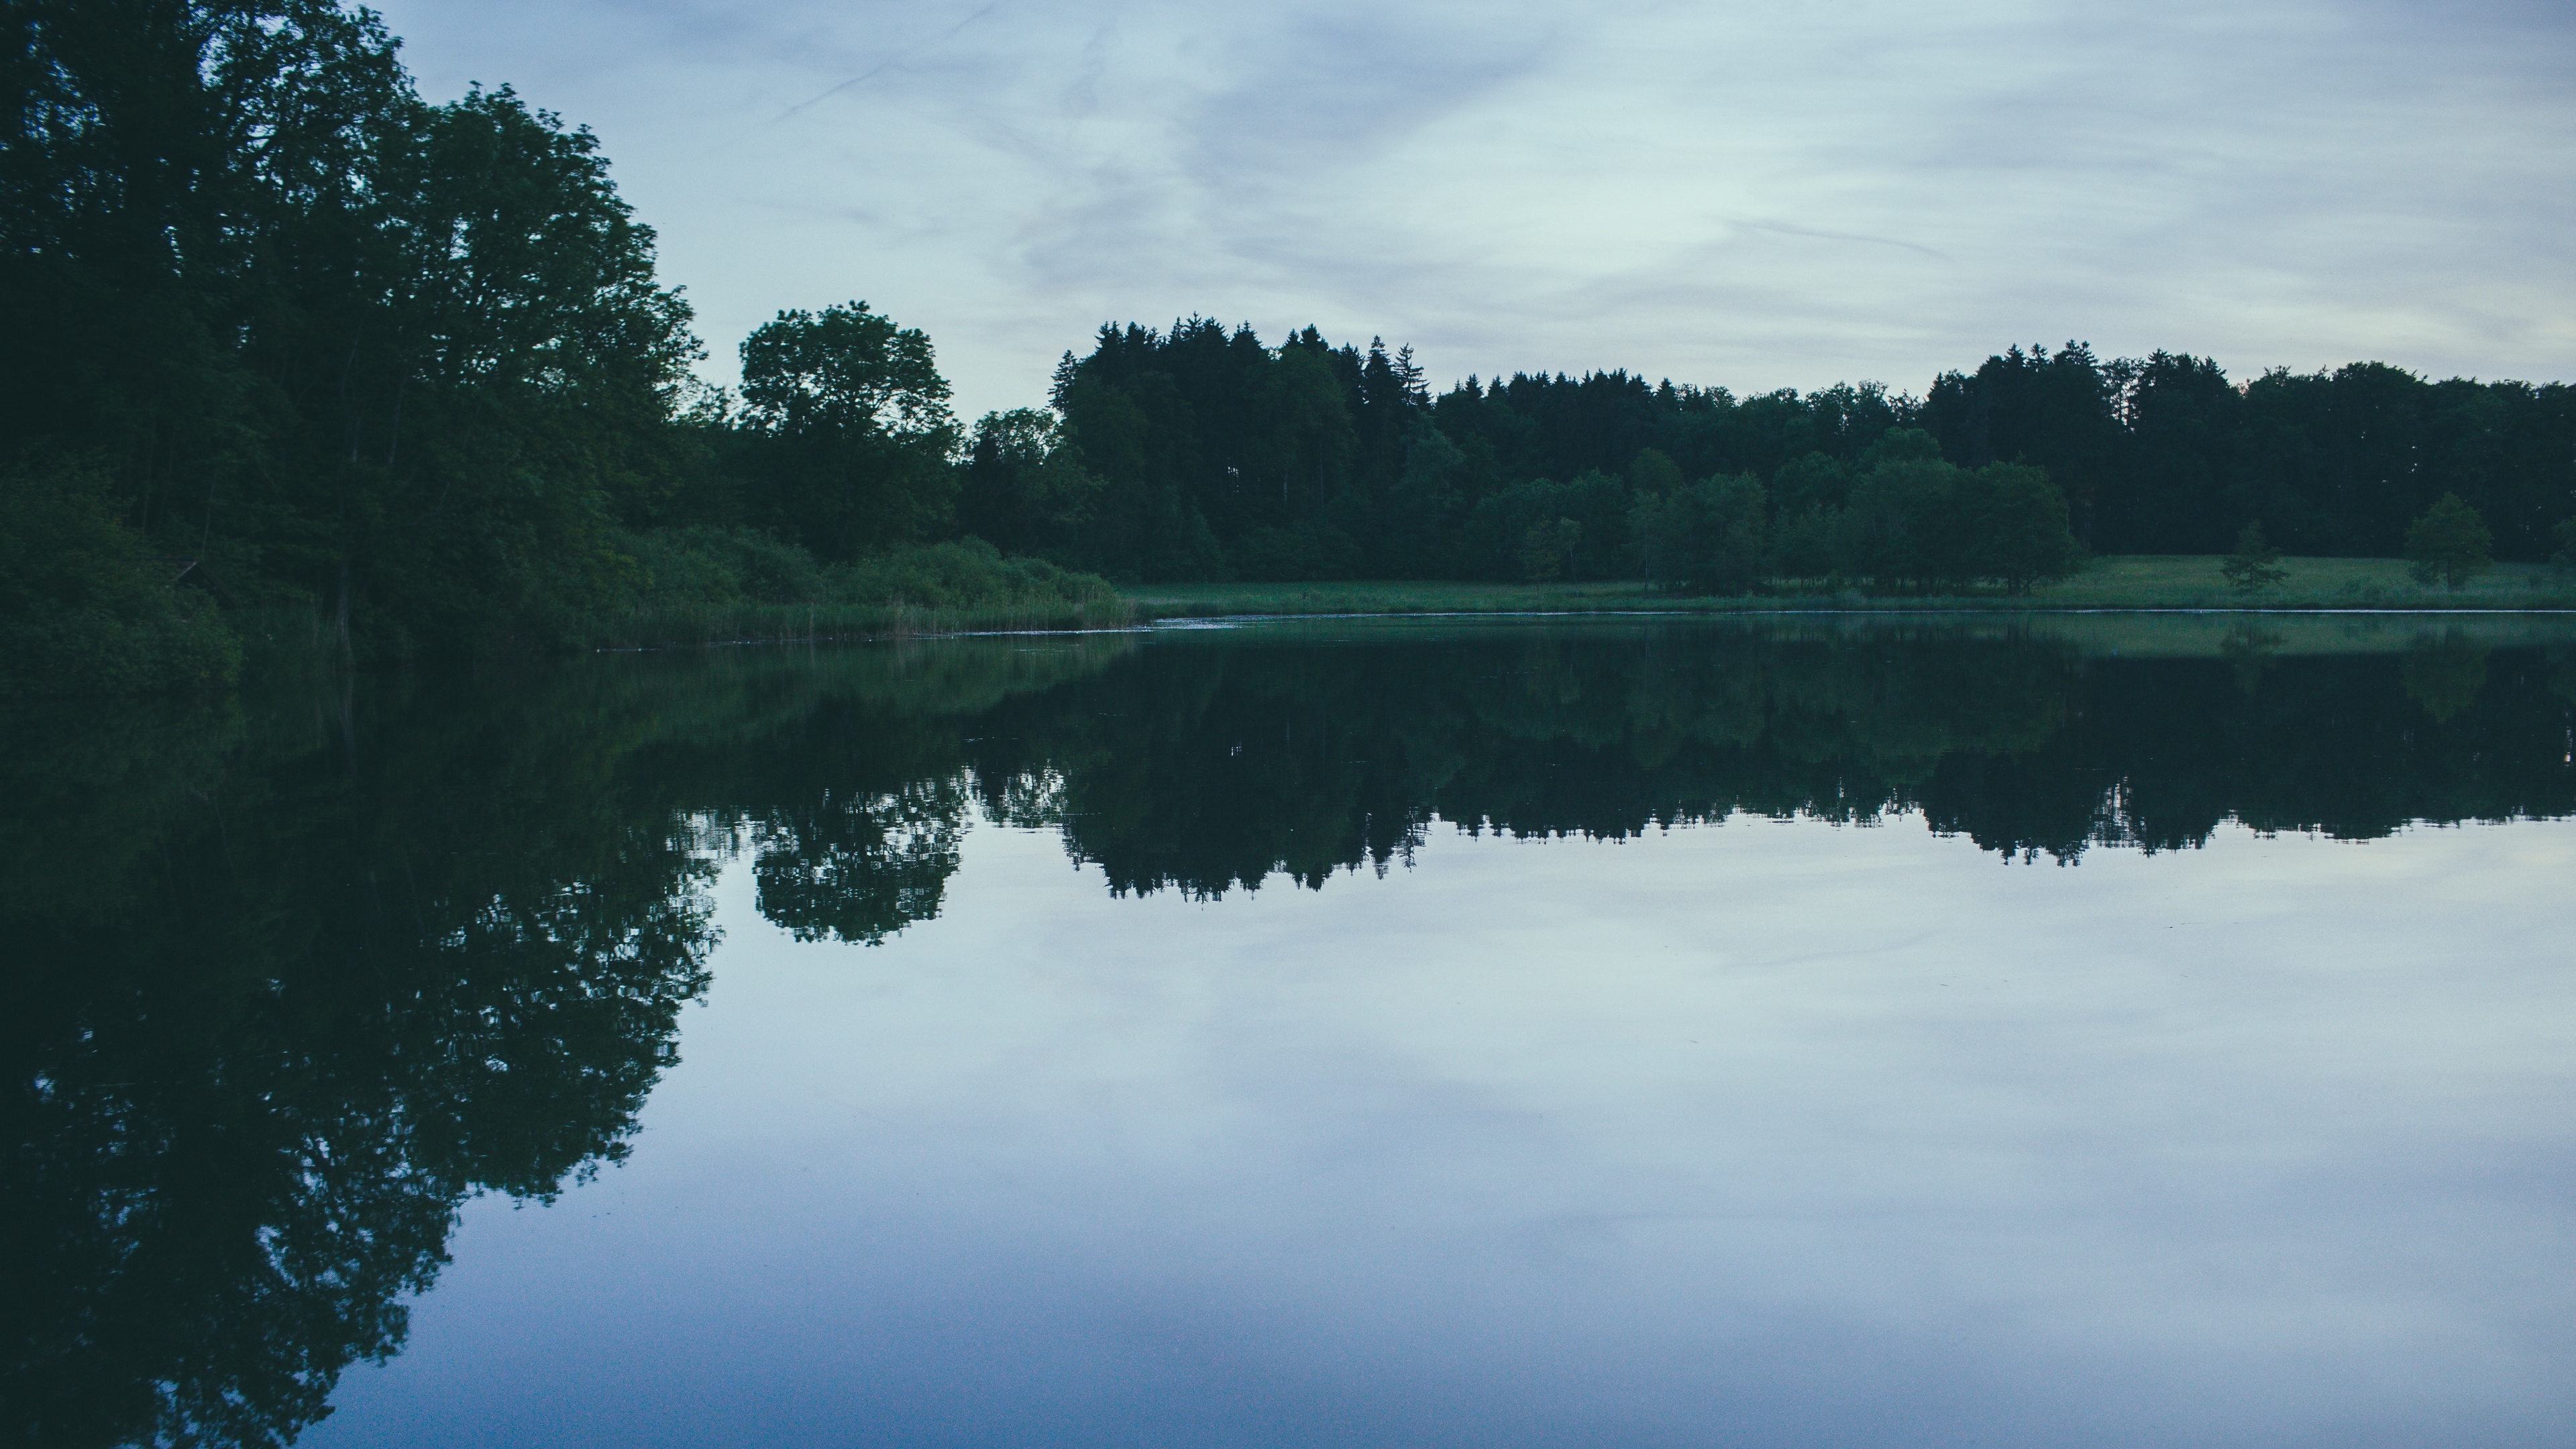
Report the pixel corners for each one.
[374,0,2575,420]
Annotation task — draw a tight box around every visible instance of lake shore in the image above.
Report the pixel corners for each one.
[1124,555,2576,621]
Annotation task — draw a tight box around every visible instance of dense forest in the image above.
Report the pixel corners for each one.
[1012,325,2576,586]
[9,1,2576,693]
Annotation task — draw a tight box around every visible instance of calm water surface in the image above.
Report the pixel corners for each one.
[11,616,2576,1448]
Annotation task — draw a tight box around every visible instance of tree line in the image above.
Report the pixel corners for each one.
[1006,324,2576,586]
[1,0,1100,689]
[9,1,2576,693]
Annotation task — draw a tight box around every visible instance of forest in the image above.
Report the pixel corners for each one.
[9,0,2576,694]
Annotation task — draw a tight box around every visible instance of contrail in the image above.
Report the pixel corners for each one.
[765,1,1004,126]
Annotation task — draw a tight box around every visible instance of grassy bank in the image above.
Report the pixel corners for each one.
[1126,556,2576,620]
[584,533,1132,649]
[582,596,1134,650]
[1130,607,2576,661]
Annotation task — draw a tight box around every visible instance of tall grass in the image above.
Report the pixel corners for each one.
[585,533,1132,649]
[586,598,1135,650]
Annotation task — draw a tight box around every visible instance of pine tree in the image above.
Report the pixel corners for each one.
[2220,521,2288,594]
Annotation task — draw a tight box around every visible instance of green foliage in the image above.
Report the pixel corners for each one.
[1627,447,1684,496]
[1519,519,1583,582]
[1833,445,1953,590]
[1780,439,2082,594]
[740,301,952,439]
[1958,463,2085,593]
[1771,452,1853,516]
[959,409,1105,557]
[3,1,698,667]
[595,531,1128,647]
[736,301,958,559]
[833,538,1123,613]
[1042,322,2576,588]
[2405,493,2494,591]
[1386,420,1468,571]
[1634,474,1766,594]
[13,0,2576,669]
[2220,521,2290,594]
[1769,505,1839,581]
[615,525,827,610]
[0,456,241,692]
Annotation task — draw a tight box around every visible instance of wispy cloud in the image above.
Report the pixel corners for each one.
[382,0,2576,416]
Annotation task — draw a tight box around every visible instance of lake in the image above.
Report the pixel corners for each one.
[11,614,2575,1448]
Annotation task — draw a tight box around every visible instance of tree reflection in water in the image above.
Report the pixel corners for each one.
[3,619,2570,1446]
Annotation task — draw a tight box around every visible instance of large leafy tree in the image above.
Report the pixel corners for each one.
[2405,492,2494,591]
[1958,462,2084,594]
[736,301,957,559]
[1,0,699,662]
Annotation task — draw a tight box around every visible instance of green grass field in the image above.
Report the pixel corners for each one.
[1125,556,2576,621]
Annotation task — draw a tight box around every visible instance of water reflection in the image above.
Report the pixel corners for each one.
[5,616,2572,1446]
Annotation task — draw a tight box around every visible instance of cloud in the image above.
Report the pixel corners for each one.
[376,0,2576,417]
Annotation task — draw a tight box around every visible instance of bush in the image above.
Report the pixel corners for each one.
[0,456,240,694]
[828,537,1122,612]
[616,525,826,610]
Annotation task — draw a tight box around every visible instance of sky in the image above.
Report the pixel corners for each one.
[372,0,2576,421]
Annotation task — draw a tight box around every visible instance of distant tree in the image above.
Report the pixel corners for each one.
[2220,520,2289,594]
[741,301,952,439]
[1834,431,1955,590]
[738,301,957,558]
[1957,462,2083,594]
[2552,515,2576,571]
[1768,504,1839,582]
[1629,492,1680,592]
[1918,343,2119,543]
[1770,452,1853,515]
[1388,421,1468,572]
[2404,492,2493,592]
[959,409,1102,558]
[1627,447,1684,496]
[1666,474,1767,594]
[1520,518,1581,582]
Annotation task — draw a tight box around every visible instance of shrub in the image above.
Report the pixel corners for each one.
[0,457,240,694]
[828,537,1122,612]
[616,525,826,610]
